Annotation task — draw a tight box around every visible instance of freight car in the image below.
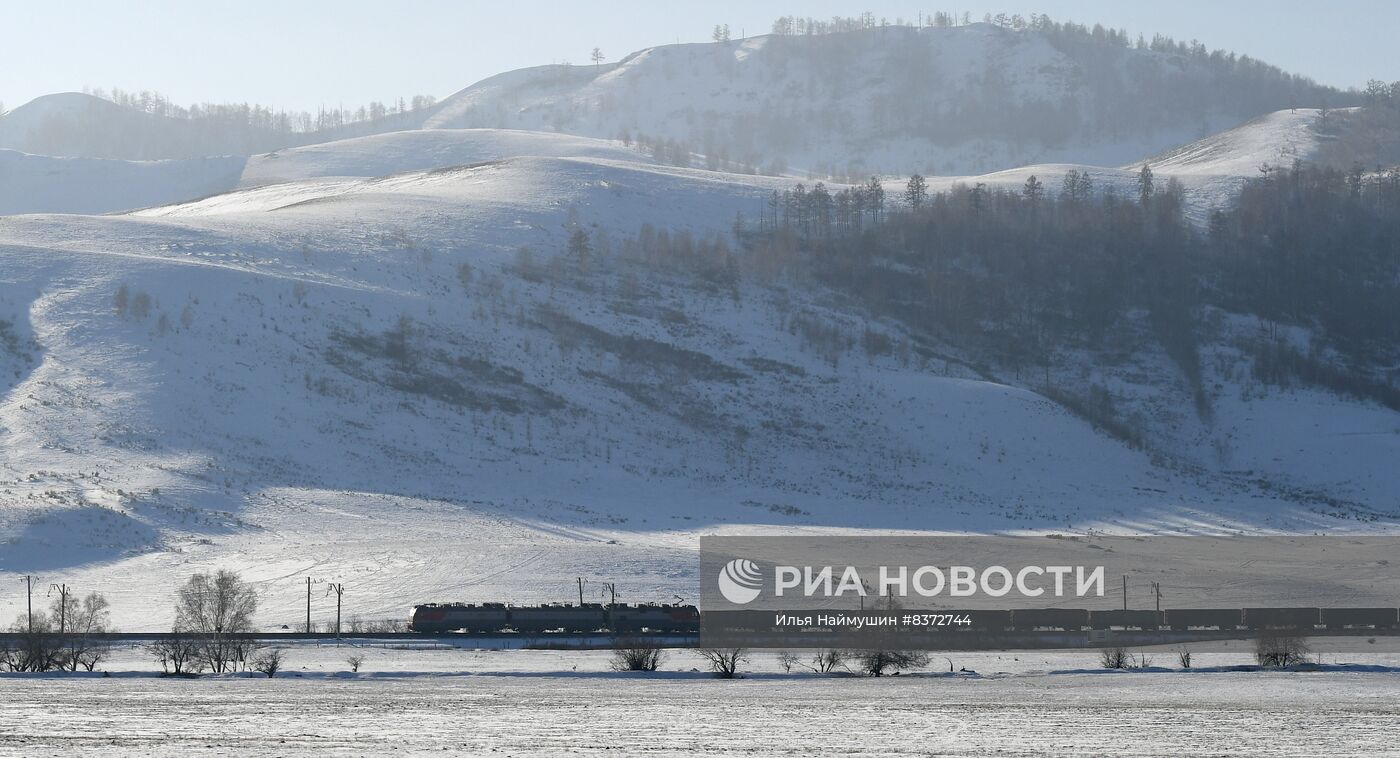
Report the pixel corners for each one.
[409,602,699,634]
[1243,607,1320,630]
[410,603,509,634]
[1320,607,1398,630]
[410,603,1399,635]
[1164,608,1243,631]
[1089,609,1164,630]
[510,603,608,633]
[945,609,1012,631]
[609,603,700,633]
[1011,608,1088,630]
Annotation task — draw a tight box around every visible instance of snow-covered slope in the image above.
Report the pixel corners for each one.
[0,150,245,215]
[1139,108,1330,176]
[238,129,652,187]
[0,129,653,215]
[0,140,1396,628]
[905,109,1331,223]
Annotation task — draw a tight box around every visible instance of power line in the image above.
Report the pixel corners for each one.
[324,583,344,642]
[22,575,37,634]
[48,583,69,635]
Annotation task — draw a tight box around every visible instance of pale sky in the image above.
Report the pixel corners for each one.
[3,1,1396,113]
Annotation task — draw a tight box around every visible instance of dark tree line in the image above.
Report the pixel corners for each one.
[1211,162,1400,369]
[1316,83,1400,169]
[755,12,1346,165]
[758,177,888,235]
[4,88,440,160]
[743,161,1400,411]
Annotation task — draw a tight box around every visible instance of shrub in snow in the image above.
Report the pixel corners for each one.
[610,639,665,672]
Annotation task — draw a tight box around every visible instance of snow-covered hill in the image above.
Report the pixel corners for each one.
[0,91,428,161]
[422,23,1335,176]
[0,134,1396,628]
[3,23,1344,173]
[0,93,148,153]
[238,129,652,187]
[0,150,245,216]
[0,25,1394,630]
[0,129,654,215]
[913,109,1334,223]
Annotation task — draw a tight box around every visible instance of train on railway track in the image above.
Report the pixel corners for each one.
[408,603,1399,634]
[409,602,701,634]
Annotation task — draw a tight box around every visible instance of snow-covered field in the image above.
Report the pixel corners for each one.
[3,643,1400,756]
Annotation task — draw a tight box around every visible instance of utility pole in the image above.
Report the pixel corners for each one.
[577,577,585,607]
[306,577,313,634]
[1151,582,1162,613]
[48,583,69,634]
[1122,575,1128,610]
[23,576,36,634]
[325,583,344,642]
[602,582,616,607]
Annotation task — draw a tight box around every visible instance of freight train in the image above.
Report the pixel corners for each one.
[721,607,1399,632]
[408,603,1398,634]
[409,602,700,634]
[999,607,1397,631]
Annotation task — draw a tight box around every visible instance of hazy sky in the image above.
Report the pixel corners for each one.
[4,1,1396,113]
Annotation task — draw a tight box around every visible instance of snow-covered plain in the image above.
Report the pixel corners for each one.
[3,644,1400,756]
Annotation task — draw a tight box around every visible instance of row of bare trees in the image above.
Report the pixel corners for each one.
[610,641,753,679]
[0,569,290,677]
[612,640,931,679]
[0,591,113,672]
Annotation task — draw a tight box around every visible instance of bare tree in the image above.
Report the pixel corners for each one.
[568,228,592,273]
[1255,631,1312,667]
[1176,647,1192,669]
[75,637,113,672]
[346,654,366,673]
[174,569,259,673]
[853,648,929,677]
[1099,646,1129,669]
[54,592,112,671]
[113,284,130,316]
[150,634,203,675]
[252,648,284,678]
[699,648,748,678]
[808,649,845,674]
[1,613,61,672]
[775,650,801,673]
[610,638,665,671]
